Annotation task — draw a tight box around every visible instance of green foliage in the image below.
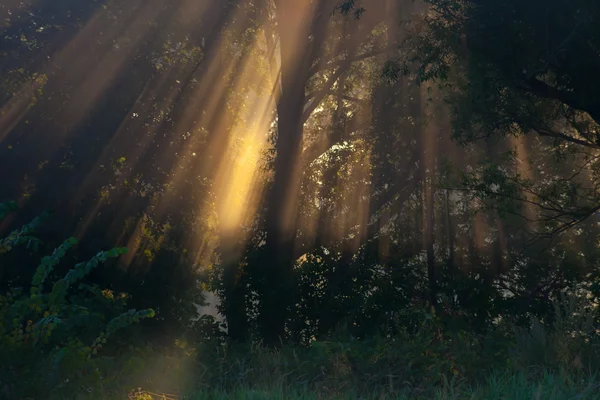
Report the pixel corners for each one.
[0,210,49,255]
[403,0,600,241]
[182,293,599,399]
[0,217,154,399]
[513,291,600,372]
[336,0,366,19]
[286,244,426,343]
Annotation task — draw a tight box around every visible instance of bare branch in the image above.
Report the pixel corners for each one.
[525,78,600,124]
[533,126,600,149]
[308,45,398,77]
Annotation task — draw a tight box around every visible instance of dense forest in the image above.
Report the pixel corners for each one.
[1,0,600,398]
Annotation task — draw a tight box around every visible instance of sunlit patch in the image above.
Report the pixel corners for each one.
[0,73,47,143]
[510,134,538,227]
[214,93,272,233]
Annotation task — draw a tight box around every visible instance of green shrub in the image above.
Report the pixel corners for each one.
[187,305,512,398]
[0,209,47,255]
[0,207,155,399]
[512,291,600,374]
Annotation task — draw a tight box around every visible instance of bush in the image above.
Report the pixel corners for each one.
[187,305,511,398]
[0,208,155,399]
[512,291,600,374]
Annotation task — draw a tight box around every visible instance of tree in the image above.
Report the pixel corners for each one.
[406,0,600,241]
[229,0,408,344]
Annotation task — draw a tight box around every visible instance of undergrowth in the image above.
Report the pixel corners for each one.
[2,205,600,399]
[0,209,155,399]
[84,292,600,399]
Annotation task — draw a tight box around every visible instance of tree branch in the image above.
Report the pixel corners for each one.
[309,89,369,106]
[533,126,600,149]
[308,45,398,77]
[303,65,349,122]
[525,77,600,124]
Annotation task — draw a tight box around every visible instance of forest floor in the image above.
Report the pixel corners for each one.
[65,368,600,400]
[51,330,600,400]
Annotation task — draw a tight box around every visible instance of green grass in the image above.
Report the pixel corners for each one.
[51,348,600,400]
[85,369,600,400]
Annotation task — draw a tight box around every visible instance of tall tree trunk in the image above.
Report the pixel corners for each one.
[418,82,437,307]
[258,0,314,345]
[424,179,437,307]
[445,189,455,267]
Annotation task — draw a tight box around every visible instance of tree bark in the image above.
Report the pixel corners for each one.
[258,0,316,345]
[424,179,437,307]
